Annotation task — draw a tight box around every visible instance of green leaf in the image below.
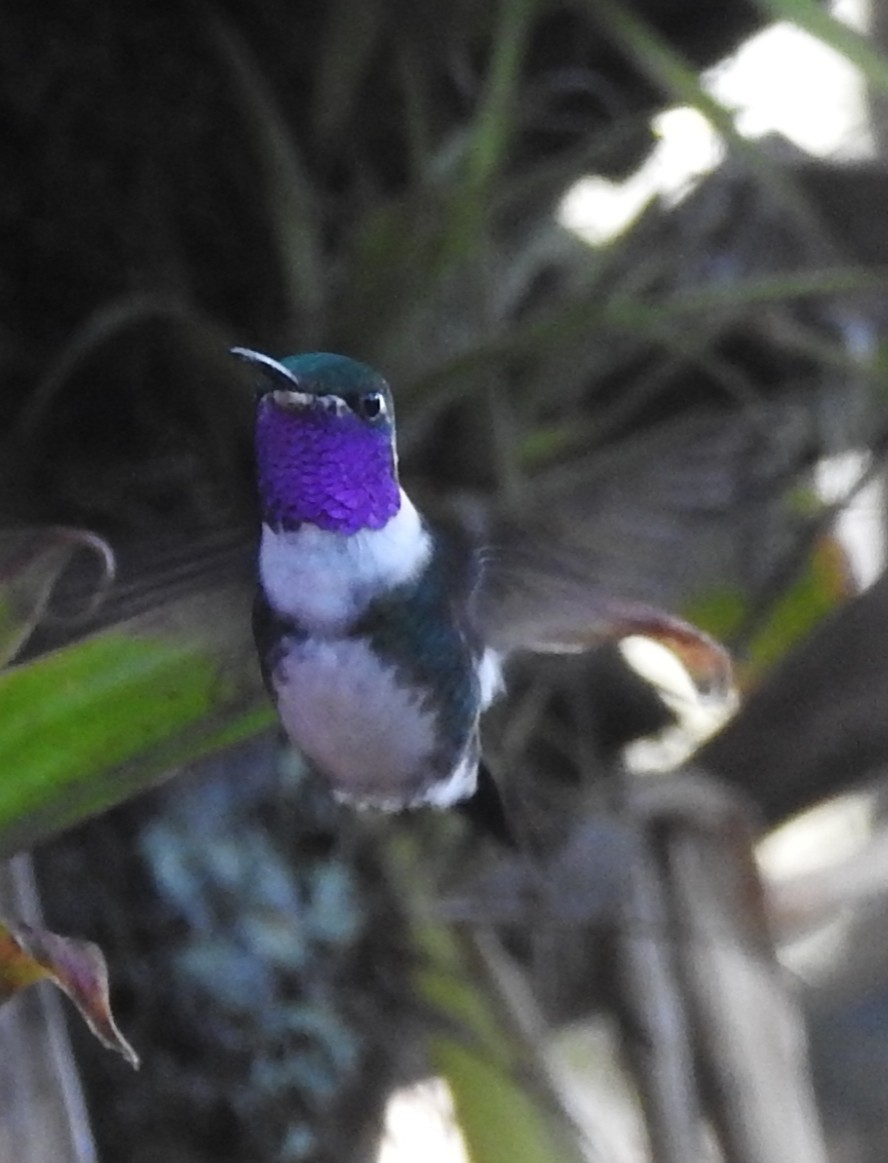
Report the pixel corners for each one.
[690,534,852,680]
[418,923,587,1163]
[746,535,852,672]
[0,582,272,857]
[442,0,540,259]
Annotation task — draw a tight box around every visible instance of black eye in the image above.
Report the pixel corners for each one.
[357,391,385,420]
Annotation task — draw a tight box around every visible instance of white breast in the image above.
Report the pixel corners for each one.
[273,635,475,807]
[259,490,432,632]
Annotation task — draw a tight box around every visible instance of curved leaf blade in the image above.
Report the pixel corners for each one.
[0,582,272,858]
[0,917,137,1067]
[0,528,114,670]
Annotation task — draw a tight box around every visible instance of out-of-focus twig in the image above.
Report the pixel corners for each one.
[614,823,708,1163]
[664,800,828,1163]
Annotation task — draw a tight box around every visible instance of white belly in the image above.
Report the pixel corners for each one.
[273,635,452,807]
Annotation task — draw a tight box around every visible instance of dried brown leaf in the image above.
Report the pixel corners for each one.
[0,917,138,1069]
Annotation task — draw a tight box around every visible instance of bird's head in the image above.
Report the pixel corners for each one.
[233,348,400,534]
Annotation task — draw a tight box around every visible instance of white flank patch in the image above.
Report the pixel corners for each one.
[260,489,432,631]
[477,648,504,709]
[418,746,479,809]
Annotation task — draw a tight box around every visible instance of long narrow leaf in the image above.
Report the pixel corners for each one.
[418,922,587,1163]
[205,11,326,333]
[0,582,271,857]
[0,529,114,670]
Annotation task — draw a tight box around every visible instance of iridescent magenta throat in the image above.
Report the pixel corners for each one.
[256,399,400,533]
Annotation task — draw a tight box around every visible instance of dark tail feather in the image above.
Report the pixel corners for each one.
[456,762,516,848]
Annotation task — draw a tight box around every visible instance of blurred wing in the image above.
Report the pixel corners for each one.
[463,408,803,697]
[471,542,731,696]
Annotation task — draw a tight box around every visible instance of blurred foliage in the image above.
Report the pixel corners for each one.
[3,0,888,1160]
[39,744,416,1163]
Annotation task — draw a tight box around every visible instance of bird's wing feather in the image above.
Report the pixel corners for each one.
[469,541,731,696]
[461,411,773,697]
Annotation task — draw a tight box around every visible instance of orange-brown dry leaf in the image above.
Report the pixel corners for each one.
[0,922,48,995]
[0,916,138,1068]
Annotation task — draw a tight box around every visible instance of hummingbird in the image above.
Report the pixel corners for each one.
[233,348,730,837]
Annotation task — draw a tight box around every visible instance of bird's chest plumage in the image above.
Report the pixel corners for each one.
[271,633,447,805]
[256,511,497,807]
